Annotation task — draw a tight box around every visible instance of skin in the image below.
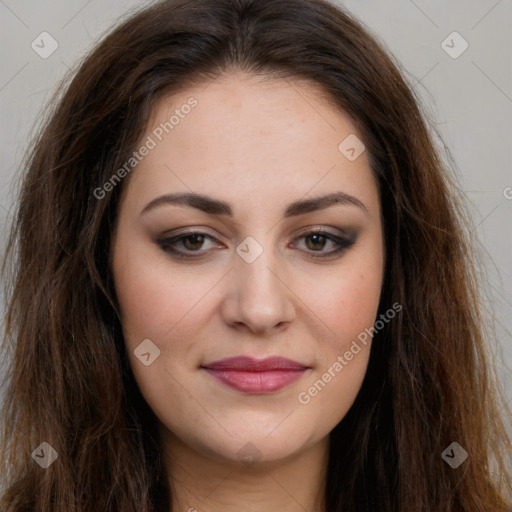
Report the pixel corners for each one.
[111,71,385,512]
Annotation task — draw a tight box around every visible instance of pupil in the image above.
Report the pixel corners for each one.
[184,234,203,250]
[307,234,325,250]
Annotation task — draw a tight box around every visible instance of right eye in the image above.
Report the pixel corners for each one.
[157,231,224,259]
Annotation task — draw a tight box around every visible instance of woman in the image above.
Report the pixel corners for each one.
[1,0,511,510]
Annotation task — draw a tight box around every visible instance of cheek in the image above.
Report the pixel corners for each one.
[112,239,223,404]
[293,244,383,418]
[112,242,206,411]
[301,239,384,351]
[313,270,381,336]
[113,242,208,343]
[294,276,377,429]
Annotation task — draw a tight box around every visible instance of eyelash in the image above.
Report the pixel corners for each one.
[157,229,356,260]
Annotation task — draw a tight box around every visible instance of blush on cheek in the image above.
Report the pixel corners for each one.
[329,289,381,337]
[113,246,183,337]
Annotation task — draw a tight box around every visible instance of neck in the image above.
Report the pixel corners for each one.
[161,430,329,512]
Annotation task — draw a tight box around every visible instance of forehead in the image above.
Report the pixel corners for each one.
[119,71,378,218]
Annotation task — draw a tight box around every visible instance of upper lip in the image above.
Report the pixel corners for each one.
[201,356,309,371]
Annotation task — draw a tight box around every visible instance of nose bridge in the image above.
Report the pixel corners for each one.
[225,236,294,331]
[237,240,279,295]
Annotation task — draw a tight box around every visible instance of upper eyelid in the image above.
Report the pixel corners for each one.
[158,229,355,254]
[158,227,350,243]
[159,223,353,237]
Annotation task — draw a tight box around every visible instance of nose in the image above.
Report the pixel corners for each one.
[220,244,296,335]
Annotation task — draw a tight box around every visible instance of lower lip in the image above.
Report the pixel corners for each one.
[203,368,307,393]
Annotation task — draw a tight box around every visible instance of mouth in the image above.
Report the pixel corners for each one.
[200,356,310,394]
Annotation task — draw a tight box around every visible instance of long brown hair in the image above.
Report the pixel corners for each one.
[1,0,511,510]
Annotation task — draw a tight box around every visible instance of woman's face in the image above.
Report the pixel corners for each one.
[112,72,384,466]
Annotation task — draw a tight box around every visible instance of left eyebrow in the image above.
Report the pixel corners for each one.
[283,192,369,217]
[139,191,369,217]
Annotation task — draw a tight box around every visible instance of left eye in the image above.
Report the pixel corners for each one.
[157,230,355,259]
[295,232,342,252]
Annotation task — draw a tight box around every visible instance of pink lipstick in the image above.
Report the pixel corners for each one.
[201,356,309,393]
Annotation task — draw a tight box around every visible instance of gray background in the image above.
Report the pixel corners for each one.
[0,0,511,428]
